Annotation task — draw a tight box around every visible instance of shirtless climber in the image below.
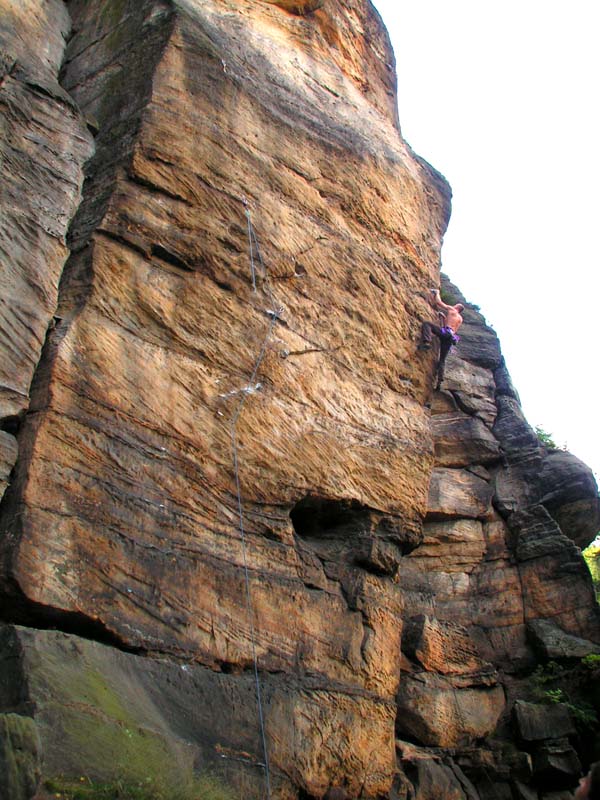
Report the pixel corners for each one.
[418,288,464,390]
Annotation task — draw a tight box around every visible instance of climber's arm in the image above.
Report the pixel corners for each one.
[429,288,452,312]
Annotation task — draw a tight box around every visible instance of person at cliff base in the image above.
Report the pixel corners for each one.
[575,762,600,799]
[418,287,464,390]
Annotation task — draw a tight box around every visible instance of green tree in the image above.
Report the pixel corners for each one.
[534,425,558,449]
[584,539,600,602]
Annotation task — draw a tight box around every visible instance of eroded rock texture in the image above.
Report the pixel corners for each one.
[396,276,600,799]
[0,2,599,799]
[1,1,447,798]
[0,0,94,500]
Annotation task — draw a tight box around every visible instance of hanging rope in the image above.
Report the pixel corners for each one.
[245,200,258,292]
[229,198,281,799]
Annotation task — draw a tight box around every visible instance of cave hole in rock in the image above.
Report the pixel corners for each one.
[290,495,369,539]
[1,415,23,436]
[297,790,319,800]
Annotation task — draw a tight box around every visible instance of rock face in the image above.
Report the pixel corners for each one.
[0,2,599,800]
[0,0,93,501]
[1,1,446,797]
[397,277,600,798]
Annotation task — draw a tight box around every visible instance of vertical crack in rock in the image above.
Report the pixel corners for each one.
[0,0,94,504]
[0,0,177,639]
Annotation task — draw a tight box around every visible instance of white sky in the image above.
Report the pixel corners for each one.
[371,0,599,480]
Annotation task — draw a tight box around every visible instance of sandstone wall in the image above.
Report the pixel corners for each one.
[0,0,93,498]
[1,1,450,797]
[0,2,599,799]
[396,277,600,799]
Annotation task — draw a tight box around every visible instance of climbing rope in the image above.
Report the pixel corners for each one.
[245,200,258,292]
[229,198,281,799]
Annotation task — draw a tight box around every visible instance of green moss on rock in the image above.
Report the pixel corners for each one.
[36,662,195,790]
[59,706,179,789]
[0,713,41,800]
[43,773,234,800]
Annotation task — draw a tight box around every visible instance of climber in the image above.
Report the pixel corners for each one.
[576,763,600,799]
[418,288,464,390]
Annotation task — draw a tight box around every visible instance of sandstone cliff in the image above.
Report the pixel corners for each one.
[1,2,599,799]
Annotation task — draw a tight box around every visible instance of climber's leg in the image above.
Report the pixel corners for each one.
[419,321,441,350]
[435,336,453,389]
